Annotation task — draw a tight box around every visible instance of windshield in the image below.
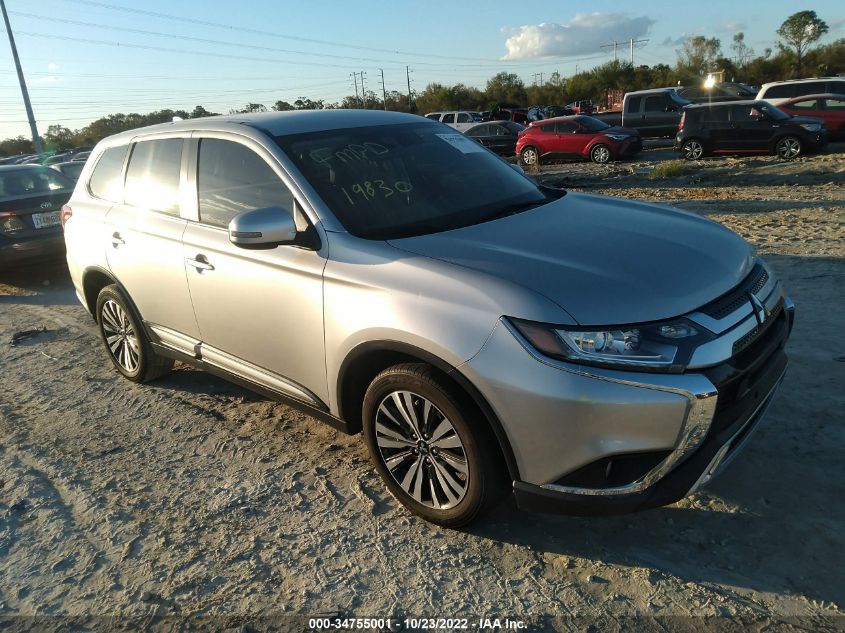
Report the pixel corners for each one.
[578,116,611,132]
[759,102,791,121]
[671,93,693,106]
[0,167,74,201]
[276,122,549,239]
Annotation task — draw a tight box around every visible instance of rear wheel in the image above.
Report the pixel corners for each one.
[681,139,705,160]
[96,285,173,383]
[362,363,505,527]
[520,146,540,166]
[590,143,611,164]
[775,136,802,159]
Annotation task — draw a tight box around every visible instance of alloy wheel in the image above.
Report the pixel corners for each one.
[521,147,538,165]
[591,144,611,163]
[374,390,469,509]
[683,140,704,160]
[100,299,140,373]
[777,137,801,159]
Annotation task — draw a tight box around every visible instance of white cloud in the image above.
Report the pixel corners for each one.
[47,62,59,71]
[721,21,747,33]
[502,13,655,60]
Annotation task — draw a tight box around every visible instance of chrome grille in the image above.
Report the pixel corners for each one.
[701,264,768,320]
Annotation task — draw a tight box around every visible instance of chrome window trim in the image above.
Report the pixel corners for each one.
[501,318,718,497]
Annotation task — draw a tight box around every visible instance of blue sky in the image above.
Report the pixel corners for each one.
[1,0,843,141]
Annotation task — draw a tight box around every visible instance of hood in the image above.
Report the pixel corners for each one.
[787,115,826,126]
[388,193,754,325]
[607,126,640,137]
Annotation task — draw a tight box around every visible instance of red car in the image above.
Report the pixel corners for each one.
[516,115,642,165]
[777,93,845,141]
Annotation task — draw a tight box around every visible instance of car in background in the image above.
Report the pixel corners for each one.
[490,104,529,125]
[43,153,73,165]
[516,115,642,165]
[592,88,693,138]
[756,77,845,105]
[526,105,574,124]
[676,82,756,103]
[464,120,525,156]
[567,100,595,114]
[50,161,86,181]
[425,111,483,132]
[777,93,845,141]
[0,165,75,267]
[71,150,92,162]
[675,100,827,160]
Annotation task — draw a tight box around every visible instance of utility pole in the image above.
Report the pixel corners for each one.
[601,40,620,61]
[350,72,360,108]
[532,72,544,86]
[406,66,413,111]
[629,38,649,65]
[378,68,387,110]
[1,0,42,154]
[360,71,367,108]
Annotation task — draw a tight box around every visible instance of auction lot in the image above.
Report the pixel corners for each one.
[1,144,843,630]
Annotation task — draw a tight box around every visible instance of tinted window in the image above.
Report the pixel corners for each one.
[702,107,730,122]
[578,116,611,132]
[124,139,182,214]
[275,122,547,240]
[765,84,796,99]
[788,99,819,111]
[828,81,845,94]
[504,122,525,134]
[88,146,128,202]
[490,124,509,136]
[456,113,472,123]
[626,96,642,113]
[799,82,825,95]
[731,106,758,122]
[441,114,455,124]
[465,125,488,137]
[197,139,293,230]
[644,96,667,112]
[554,122,577,133]
[824,98,845,110]
[0,167,73,201]
[425,113,440,120]
[538,124,554,133]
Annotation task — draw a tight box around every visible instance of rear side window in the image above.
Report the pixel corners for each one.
[554,122,577,133]
[824,98,845,110]
[828,81,845,94]
[644,96,667,112]
[441,113,456,124]
[625,96,642,113]
[197,139,293,230]
[765,84,796,99]
[789,99,819,111]
[702,107,730,122]
[456,113,472,123]
[124,139,183,215]
[425,113,440,120]
[466,125,489,137]
[88,146,128,203]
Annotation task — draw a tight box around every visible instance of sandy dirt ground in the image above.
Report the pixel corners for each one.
[0,146,843,632]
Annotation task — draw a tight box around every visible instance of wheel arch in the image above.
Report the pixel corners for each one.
[337,340,521,481]
[82,266,138,321]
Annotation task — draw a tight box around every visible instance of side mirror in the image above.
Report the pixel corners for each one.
[228,206,296,249]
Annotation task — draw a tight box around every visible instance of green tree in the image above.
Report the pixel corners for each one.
[43,124,75,151]
[190,105,218,118]
[485,72,527,105]
[676,36,723,80]
[777,10,829,76]
[0,135,34,157]
[732,32,755,67]
[230,103,268,114]
[272,100,295,111]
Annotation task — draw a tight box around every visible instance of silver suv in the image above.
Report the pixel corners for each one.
[62,111,794,526]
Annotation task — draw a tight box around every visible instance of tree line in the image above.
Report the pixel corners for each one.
[1,10,842,157]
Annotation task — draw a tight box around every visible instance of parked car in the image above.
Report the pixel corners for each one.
[526,105,574,123]
[71,150,92,162]
[756,77,845,105]
[567,100,595,114]
[516,115,642,165]
[592,88,693,138]
[675,100,828,160]
[50,161,85,181]
[676,82,756,103]
[490,104,529,125]
[424,111,483,132]
[43,153,73,165]
[64,110,793,526]
[464,121,525,156]
[777,93,845,141]
[0,165,75,267]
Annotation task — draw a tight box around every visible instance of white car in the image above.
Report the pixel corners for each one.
[756,77,845,105]
[425,111,483,132]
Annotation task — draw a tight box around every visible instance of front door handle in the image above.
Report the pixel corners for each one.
[111,232,125,247]
[186,255,215,272]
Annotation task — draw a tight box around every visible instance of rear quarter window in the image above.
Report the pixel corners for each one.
[88,146,128,203]
[764,84,796,99]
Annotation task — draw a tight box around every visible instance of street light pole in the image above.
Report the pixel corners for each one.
[1,0,42,153]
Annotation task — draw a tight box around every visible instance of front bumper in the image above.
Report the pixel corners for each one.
[462,264,793,516]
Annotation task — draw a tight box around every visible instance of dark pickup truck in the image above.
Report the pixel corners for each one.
[593,89,693,138]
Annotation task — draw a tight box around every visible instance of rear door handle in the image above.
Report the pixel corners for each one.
[186,255,214,272]
[111,232,125,247]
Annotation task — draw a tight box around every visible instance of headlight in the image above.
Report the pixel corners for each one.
[800,123,821,132]
[606,134,629,141]
[508,317,713,372]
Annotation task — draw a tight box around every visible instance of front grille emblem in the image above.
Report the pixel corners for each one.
[748,293,770,326]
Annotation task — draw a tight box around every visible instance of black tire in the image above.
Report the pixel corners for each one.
[519,146,540,167]
[362,363,505,527]
[590,143,611,164]
[681,138,705,160]
[775,135,802,160]
[95,285,173,383]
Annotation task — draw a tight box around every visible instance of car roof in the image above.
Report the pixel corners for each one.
[759,77,844,88]
[101,110,430,144]
[685,99,764,109]
[0,164,57,172]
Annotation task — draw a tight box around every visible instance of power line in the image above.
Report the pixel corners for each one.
[630,38,649,65]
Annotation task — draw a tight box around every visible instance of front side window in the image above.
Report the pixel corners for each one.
[88,145,128,203]
[626,96,642,113]
[788,99,819,111]
[124,139,183,215]
[441,113,456,124]
[644,96,667,112]
[456,113,472,123]
[275,122,548,240]
[554,122,577,133]
[197,139,294,229]
[578,117,611,132]
[465,126,488,137]
[823,98,845,111]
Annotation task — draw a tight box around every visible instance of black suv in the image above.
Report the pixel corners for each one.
[675,100,827,160]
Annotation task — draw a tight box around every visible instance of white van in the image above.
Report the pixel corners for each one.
[756,77,845,105]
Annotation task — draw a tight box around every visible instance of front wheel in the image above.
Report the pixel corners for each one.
[520,146,540,166]
[96,285,173,383]
[590,143,611,164]
[362,363,504,527]
[775,136,802,159]
[681,139,705,160]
